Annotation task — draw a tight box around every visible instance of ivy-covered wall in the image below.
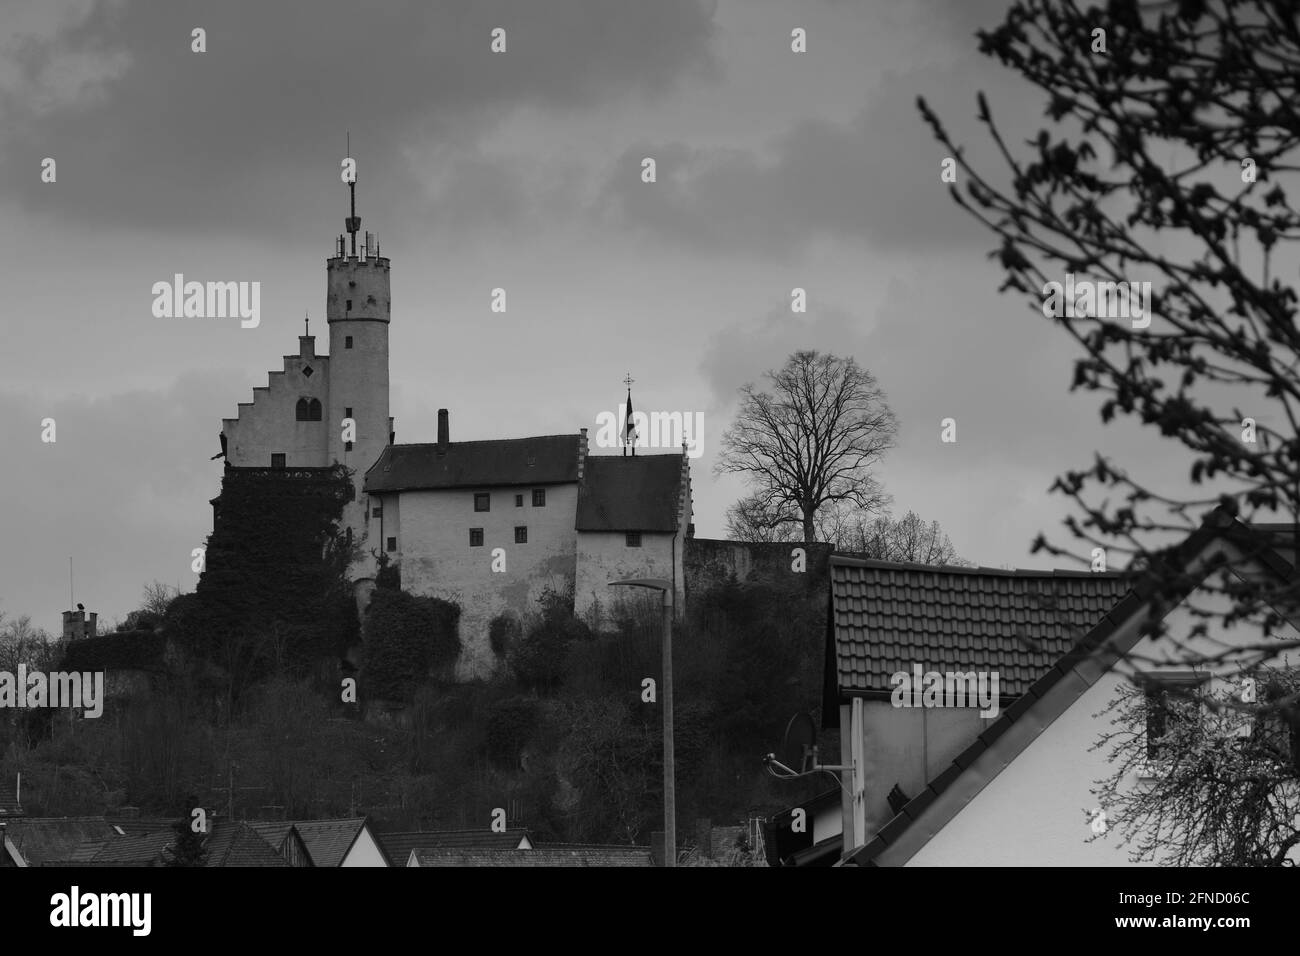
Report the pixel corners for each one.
[165,464,358,676]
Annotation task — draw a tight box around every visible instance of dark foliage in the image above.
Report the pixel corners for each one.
[486,696,542,766]
[362,589,461,702]
[62,631,166,673]
[163,464,356,684]
[167,797,207,867]
[489,614,521,659]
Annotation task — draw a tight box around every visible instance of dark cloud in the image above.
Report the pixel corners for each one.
[591,60,1037,256]
[0,0,718,238]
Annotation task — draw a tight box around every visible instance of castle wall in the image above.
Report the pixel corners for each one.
[389,482,580,678]
[574,530,682,629]
[222,347,331,468]
[683,538,833,601]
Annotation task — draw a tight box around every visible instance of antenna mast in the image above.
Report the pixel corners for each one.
[345,131,360,256]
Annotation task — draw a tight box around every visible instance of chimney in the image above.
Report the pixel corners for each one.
[577,428,589,481]
[88,612,97,637]
[437,409,449,452]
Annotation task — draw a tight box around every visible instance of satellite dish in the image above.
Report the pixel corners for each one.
[777,712,818,775]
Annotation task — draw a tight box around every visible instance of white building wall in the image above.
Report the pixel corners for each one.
[904,580,1300,866]
[222,350,331,467]
[391,482,579,678]
[574,530,681,627]
[340,826,389,867]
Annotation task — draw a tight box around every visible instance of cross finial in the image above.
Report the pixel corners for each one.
[623,372,634,389]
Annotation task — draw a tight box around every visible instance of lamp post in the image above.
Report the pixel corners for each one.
[609,576,674,867]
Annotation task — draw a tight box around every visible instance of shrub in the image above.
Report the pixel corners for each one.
[63,631,167,673]
[510,614,589,694]
[486,696,542,766]
[362,590,461,702]
[374,552,401,591]
[488,614,521,659]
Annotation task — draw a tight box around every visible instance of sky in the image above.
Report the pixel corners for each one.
[0,0,1200,632]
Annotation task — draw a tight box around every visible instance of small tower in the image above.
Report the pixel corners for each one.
[326,159,391,531]
[62,606,97,641]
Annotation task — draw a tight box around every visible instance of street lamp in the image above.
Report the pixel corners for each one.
[608,576,675,867]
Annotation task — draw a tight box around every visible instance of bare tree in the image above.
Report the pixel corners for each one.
[837,510,972,566]
[919,0,1300,666]
[716,351,898,543]
[1089,668,1300,866]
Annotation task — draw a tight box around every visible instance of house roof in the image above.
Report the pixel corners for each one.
[374,828,531,866]
[2,817,119,866]
[826,557,1133,705]
[364,435,580,493]
[290,818,371,867]
[74,829,176,866]
[202,822,289,867]
[840,511,1296,866]
[247,821,296,851]
[576,454,685,532]
[410,846,654,867]
[107,817,179,835]
[61,821,288,867]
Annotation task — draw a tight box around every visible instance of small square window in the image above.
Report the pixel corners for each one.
[515,526,528,544]
[470,528,484,547]
[271,453,286,469]
[345,336,354,349]
[371,505,383,518]
[626,531,642,547]
[345,407,353,418]
[474,493,490,512]
[302,366,314,378]
[515,494,524,507]
[532,488,546,507]
[346,299,352,311]
[345,442,353,452]
[386,536,397,552]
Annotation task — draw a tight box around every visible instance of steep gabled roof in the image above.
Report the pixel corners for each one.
[76,829,176,866]
[840,511,1297,866]
[374,828,532,866]
[3,817,119,866]
[576,453,685,532]
[202,822,289,867]
[291,818,372,867]
[365,435,580,493]
[247,821,295,851]
[825,558,1132,707]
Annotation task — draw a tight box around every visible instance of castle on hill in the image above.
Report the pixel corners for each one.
[216,178,692,676]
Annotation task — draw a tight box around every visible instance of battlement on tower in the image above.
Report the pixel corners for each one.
[327,255,390,269]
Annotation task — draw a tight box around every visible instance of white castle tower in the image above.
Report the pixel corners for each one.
[219,170,393,567]
[326,171,392,542]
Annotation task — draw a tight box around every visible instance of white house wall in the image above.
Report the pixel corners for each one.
[904,576,1300,866]
[391,483,579,678]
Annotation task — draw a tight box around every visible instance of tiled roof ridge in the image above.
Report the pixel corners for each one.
[386,434,578,449]
[831,553,1129,578]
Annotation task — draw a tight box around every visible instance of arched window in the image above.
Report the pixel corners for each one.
[295,398,311,421]
[309,398,323,421]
